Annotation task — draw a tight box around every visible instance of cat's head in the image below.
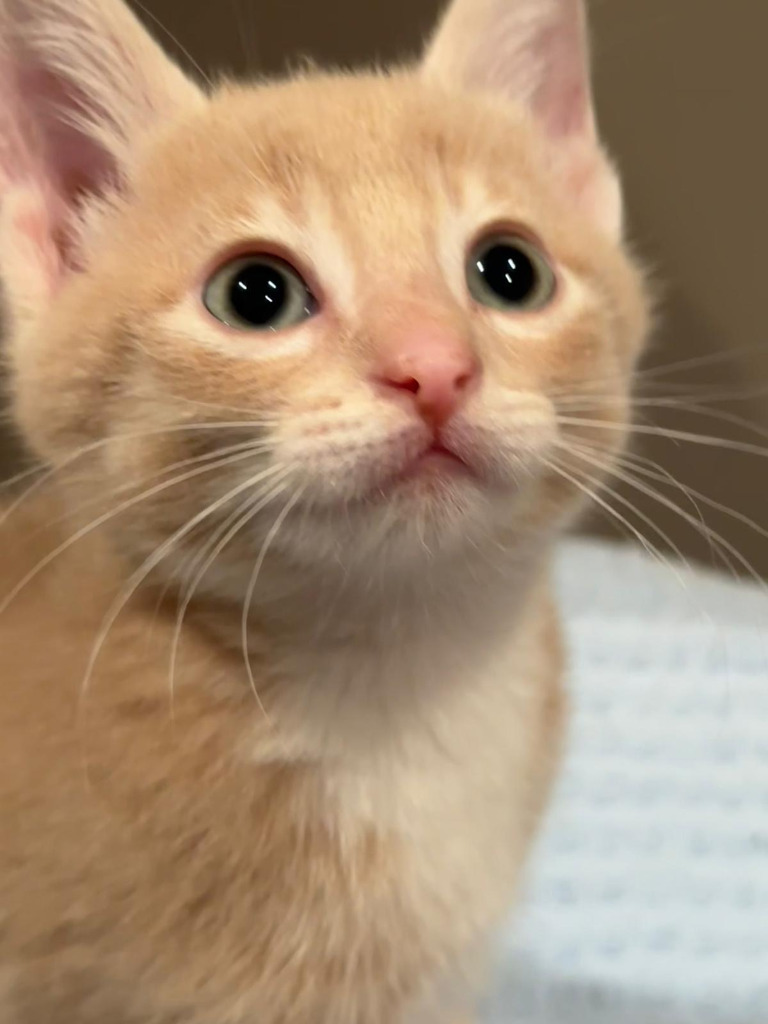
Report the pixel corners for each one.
[0,0,647,593]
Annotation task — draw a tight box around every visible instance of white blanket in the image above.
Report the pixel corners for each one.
[484,539,768,1024]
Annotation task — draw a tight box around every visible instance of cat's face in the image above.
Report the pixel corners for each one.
[1,0,648,590]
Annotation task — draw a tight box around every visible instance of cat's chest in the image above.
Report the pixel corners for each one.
[323,664,550,921]
[296,656,558,1023]
[269,614,559,904]
[121,600,561,1021]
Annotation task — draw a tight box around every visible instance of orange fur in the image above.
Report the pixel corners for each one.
[0,0,648,1020]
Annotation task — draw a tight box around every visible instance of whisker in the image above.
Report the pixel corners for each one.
[555,397,768,445]
[570,438,723,572]
[28,438,274,539]
[550,448,764,686]
[555,383,768,411]
[168,472,293,720]
[0,420,273,529]
[606,444,768,552]
[545,454,691,590]
[634,346,768,381]
[562,442,768,595]
[130,385,280,422]
[129,0,215,88]
[77,463,290,720]
[560,441,768,676]
[241,486,306,712]
[557,415,768,459]
[0,446,273,616]
[565,443,730,583]
[546,345,768,400]
[0,460,46,492]
[118,3,273,196]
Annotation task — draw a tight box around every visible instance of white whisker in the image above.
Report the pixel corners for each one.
[546,344,768,400]
[557,415,768,459]
[77,463,291,721]
[167,472,293,720]
[555,396,768,445]
[569,438,724,572]
[562,441,768,596]
[0,420,274,529]
[31,439,273,539]
[608,444,768,553]
[0,446,273,616]
[544,454,690,590]
[240,487,306,712]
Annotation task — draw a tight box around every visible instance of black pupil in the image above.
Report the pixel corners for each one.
[476,244,536,304]
[229,262,288,327]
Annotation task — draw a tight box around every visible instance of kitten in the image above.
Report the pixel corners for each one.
[0,0,648,1020]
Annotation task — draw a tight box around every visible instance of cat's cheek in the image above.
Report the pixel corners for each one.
[473,265,587,346]
[478,283,630,417]
[451,397,560,490]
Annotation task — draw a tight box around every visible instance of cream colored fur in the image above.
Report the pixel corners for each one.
[0,0,648,1020]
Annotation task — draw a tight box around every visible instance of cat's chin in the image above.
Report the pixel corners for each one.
[269,439,526,574]
[275,473,512,578]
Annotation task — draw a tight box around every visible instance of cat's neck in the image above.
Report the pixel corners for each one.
[185,543,552,760]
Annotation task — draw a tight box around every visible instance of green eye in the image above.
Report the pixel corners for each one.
[467,235,556,312]
[204,255,317,331]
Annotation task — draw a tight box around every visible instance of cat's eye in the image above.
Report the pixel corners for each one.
[204,255,317,331]
[467,235,555,312]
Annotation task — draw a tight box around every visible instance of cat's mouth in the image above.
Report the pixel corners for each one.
[288,420,524,512]
[366,438,479,500]
[396,441,472,479]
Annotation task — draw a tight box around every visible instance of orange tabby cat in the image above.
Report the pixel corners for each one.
[0,0,648,1020]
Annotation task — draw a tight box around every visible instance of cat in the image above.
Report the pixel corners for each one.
[0,0,648,1020]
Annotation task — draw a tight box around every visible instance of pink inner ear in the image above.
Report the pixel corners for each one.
[17,196,61,282]
[427,0,598,145]
[1,0,203,307]
[0,28,121,285]
[12,65,117,267]
[528,21,593,141]
[1,186,63,301]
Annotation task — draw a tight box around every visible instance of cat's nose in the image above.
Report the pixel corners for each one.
[374,330,480,426]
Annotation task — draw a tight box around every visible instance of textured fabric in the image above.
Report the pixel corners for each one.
[484,539,768,1024]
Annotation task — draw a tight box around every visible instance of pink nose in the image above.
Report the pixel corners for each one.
[374,328,480,427]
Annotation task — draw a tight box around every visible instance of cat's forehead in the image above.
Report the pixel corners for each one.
[211,73,531,185]
[139,73,550,246]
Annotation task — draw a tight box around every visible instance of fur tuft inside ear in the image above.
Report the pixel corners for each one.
[0,0,203,321]
[423,0,623,239]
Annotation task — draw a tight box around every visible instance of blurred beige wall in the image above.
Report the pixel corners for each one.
[2,0,766,575]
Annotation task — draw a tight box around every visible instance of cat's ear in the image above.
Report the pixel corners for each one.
[422,0,622,239]
[0,0,204,323]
